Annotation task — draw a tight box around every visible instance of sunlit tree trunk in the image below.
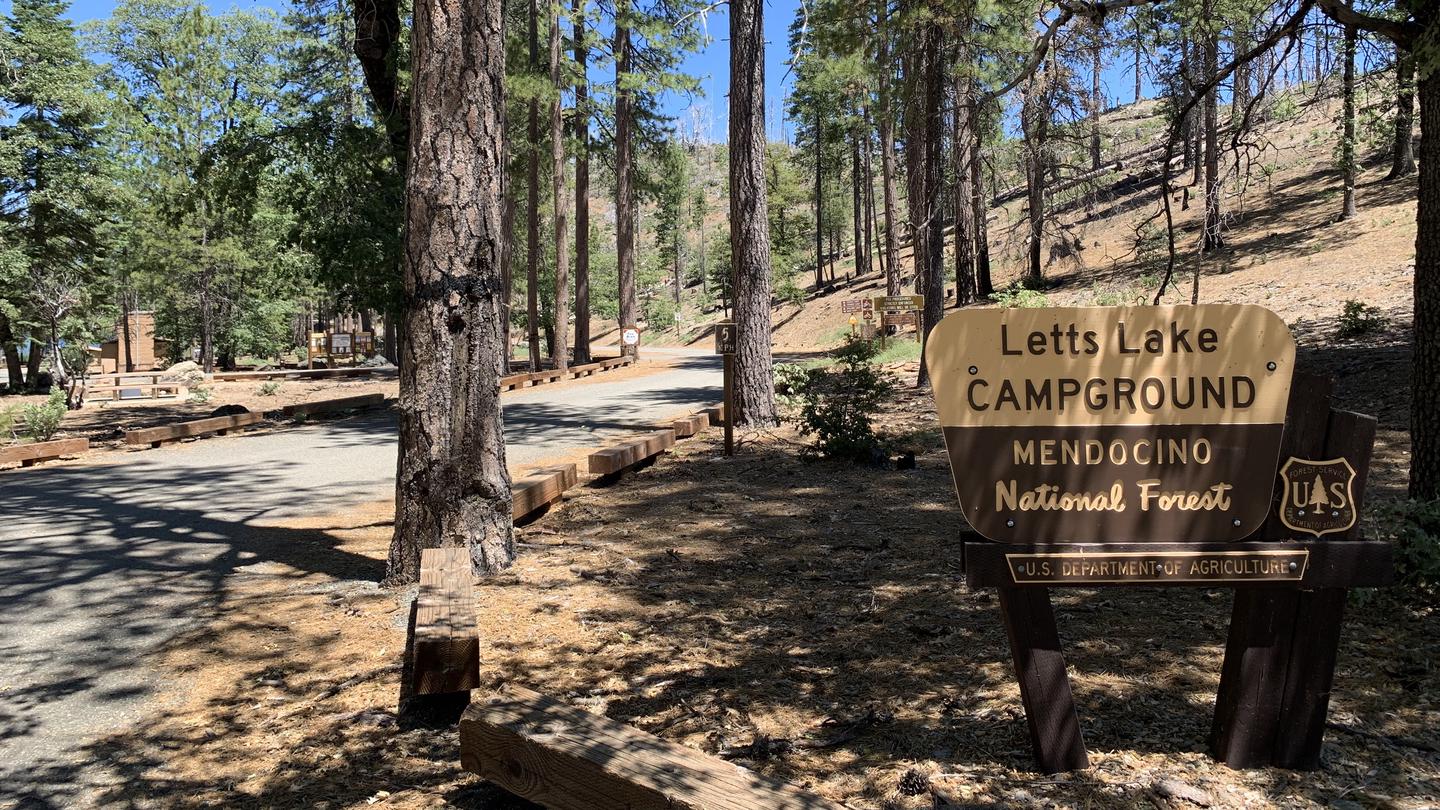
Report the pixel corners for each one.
[1339,18,1357,220]
[526,0,542,370]
[729,0,777,427]
[572,0,591,363]
[389,0,513,584]
[615,6,638,356]
[550,0,570,370]
[877,0,901,297]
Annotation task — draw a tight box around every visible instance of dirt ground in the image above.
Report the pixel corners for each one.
[67,345,1439,809]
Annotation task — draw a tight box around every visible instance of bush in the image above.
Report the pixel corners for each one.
[1336,300,1388,339]
[0,404,19,440]
[1371,499,1440,602]
[188,385,214,404]
[643,296,677,331]
[780,335,893,462]
[256,381,282,396]
[21,389,66,442]
[990,284,1049,308]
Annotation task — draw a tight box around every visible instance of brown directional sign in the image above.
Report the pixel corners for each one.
[884,311,918,327]
[714,322,737,355]
[873,295,923,312]
[840,299,865,313]
[925,305,1296,543]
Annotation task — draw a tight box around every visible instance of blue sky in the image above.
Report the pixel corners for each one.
[44,0,1160,143]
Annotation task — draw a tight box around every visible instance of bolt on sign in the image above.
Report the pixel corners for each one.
[621,326,640,346]
[925,305,1296,543]
[872,294,923,313]
[1278,456,1357,537]
[714,322,737,355]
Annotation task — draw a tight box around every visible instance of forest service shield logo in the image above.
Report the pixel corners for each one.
[1278,457,1357,537]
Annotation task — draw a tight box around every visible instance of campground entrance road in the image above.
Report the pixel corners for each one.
[0,348,719,808]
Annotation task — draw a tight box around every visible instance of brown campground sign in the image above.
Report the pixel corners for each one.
[925,305,1296,543]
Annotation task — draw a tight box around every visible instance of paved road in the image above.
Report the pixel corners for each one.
[0,349,719,808]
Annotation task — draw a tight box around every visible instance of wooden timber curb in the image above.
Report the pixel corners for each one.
[0,437,89,468]
[500,355,634,392]
[210,366,391,382]
[282,392,387,419]
[124,412,264,448]
[512,464,579,523]
[588,429,676,478]
[461,684,843,809]
[412,546,480,696]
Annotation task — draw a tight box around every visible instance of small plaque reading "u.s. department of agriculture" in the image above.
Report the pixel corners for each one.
[1005,549,1310,584]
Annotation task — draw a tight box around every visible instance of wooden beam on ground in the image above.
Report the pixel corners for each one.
[210,367,387,382]
[0,438,89,468]
[671,412,710,438]
[512,464,579,521]
[282,393,386,418]
[702,404,726,428]
[588,429,676,477]
[460,684,842,810]
[123,412,264,448]
[413,546,481,695]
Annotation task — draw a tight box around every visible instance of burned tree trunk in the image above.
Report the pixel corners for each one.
[389,0,513,584]
[729,0,778,428]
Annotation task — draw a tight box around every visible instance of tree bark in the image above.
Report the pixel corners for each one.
[1412,72,1440,498]
[1202,22,1224,254]
[501,180,516,370]
[729,0,777,428]
[526,0,542,370]
[1386,45,1416,179]
[615,8,638,356]
[813,107,825,290]
[877,0,901,297]
[351,0,409,160]
[1090,29,1103,171]
[24,336,41,390]
[389,0,513,583]
[953,68,975,306]
[550,0,570,370]
[861,110,875,280]
[971,95,992,298]
[850,133,864,279]
[571,0,590,364]
[0,310,22,390]
[1339,18,1357,220]
[1022,69,1047,285]
[917,23,945,389]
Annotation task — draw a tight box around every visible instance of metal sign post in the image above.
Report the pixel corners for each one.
[715,322,737,456]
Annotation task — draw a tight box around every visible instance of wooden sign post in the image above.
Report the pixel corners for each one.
[715,322,736,456]
[925,305,1394,774]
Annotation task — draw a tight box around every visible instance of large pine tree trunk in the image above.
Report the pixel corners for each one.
[389,0,513,584]
[813,108,825,290]
[729,0,777,428]
[877,0,901,297]
[615,11,638,357]
[572,0,591,364]
[1387,45,1416,179]
[526,0,542,370]
[1090,31,1103,171]
[1412,73,1440,499]
[1339,21,1357,220]
[550,0,570,370]
[861,111,875,280]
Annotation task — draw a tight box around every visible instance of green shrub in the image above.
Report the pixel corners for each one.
[256,381,282,397]
[990,284,1049,308]
[188,385,214,404]
[780,335,894,462]
[1270,95,1299,122]
[21,389,66,442]
[1335,300,1388,339]
[1371,499,1440,602]
[643,296,677,331]
[0,404,18,439]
